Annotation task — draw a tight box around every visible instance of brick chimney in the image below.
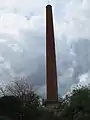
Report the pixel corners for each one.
[46,4,58,104]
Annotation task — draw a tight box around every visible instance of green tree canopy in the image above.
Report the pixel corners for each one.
[57,85,90,120]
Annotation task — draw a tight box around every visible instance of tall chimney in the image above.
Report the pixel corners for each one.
[46,4,58,103]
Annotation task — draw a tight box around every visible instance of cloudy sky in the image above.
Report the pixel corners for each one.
[0,0,90,97]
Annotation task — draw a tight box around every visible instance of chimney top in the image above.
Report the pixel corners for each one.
[46,4,52,8]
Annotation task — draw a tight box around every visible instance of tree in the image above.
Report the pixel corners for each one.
[0,96,23,119]
[57,85,90,120]
[0,77,42,120]
[5,77,41,109]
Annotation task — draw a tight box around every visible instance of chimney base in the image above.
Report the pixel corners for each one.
[42,100,60,114]
[43,100,59,108]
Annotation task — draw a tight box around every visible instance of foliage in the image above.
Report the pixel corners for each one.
[0,78,41,120]
[57,85,90,120]
[1,78,90,120]
[3,78,41,109]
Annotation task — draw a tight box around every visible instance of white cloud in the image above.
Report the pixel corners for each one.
[55,0,90,40]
